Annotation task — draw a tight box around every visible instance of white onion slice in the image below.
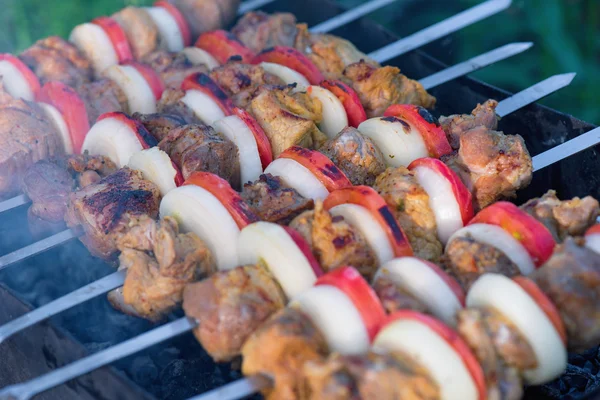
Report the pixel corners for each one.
[292,285,369,355]
[374,257,463,326]
[39,103,74,154]
[182,47,220,70]
[0,60,35,101]
[264,158,329,201]
[259,62,310,90]
[69,23,119,75]
[374,319,479,400]
[329,204,394,265]
[307,85,348,139]
[447,223,535,275]
[238,221,317,299]
[586,234,600,254]
[180,89,225,126]
[467,273,567,384]
[81,117,144,168]
[128,147,177,196]
[160,185,240,270]
[413,165,463,244]
[145,7,184,52]
[104,65,156,114]
[213,115,262,184]
[358,117,428,167]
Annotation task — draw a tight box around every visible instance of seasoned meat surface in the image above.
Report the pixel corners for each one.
[242,174,313,224]
[372,275,429,315]
[112,7,160,60]
[248,85,326,157]
[374,167,442,262]
[76,79,128,125]
[232,11,298,52]
[143,50,208,89]
[167,0,241,38]
[132,112,187,142]
[64,168,161,259]
[531,238,600,352]
[319,127,386,186]
[158,124,240,189]
[300,351,439,400]
[242,307,328,400]
[440,99,499,150]
[157,88,204,124]
[19,36,93,87]
[343,61,436,118]
[66,153,118,188]
[290,201,379,279]
[520,190,599,242]
[182,264,286,362]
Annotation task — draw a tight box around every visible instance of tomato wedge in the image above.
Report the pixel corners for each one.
[324,186,413,257]
[97,111,158,148]
[0,54,41,99]
[92,16,133,63]
[282,226,324,278]
[154,1,192,47]
[252,46,324,85]
[232,107,273,169]
[279,146,352,192]
[585,224,600,236]
[182,72,234,115]
[184,171,259,229]
[320,79,366,128]
[195,30,255,64]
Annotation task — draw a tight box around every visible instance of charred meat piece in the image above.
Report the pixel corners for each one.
[132,112,187,142]
[290,201,379,280]
[374,167,443,262]
[443,235,520,291]
[372,275,429,315]
[440,99,500,150]
[112,7,161,60]
[209,61,283,109]
[0,86,63,198]
[241,173,313,224]
[242,307,328,400]
[143,50,209,89]
[531,238,600,352]
[66,153,118,188]
[157,88,205,124]
[248,85,326,157]
[64,168,161,259]
[19,36,93,87]
[167,0,241,38]
[520,190,600,242]
[300,351,439,400]
[343,61,436,118]
[158,124,240,189]
[76,79,128,125]
[182,264,286,362]
[442,126,532,211]
[319,127,386,186]
[232,11,298,52]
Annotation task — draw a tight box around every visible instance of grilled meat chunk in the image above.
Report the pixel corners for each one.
[440,99,500,150]
[301,351,439,400]
[374,167,442,262]
[166,0,240,38]
[210,61,283,109]
[290,201,378,279]
[319,127,386,186]
[182,264,286,362]
[66,153,118,188]
[520,190,600,242]
[232,11,298,52]
[0,86,63,198]
[157,87,204,124]
[443,235,520,291]
[531,238,600,352]
[76,79,128,125]
[143,50,208,89]
[112,7,160,60]
[64,168,161,259]
[19,36,93,87]
[158,124,240,189]
[343,61,436,118]
[372,275,429,315]
[248,85,326,157]
[242,307,328,400]
[442,126,532,210]
[132,112,187,142]
[242,173,313,224]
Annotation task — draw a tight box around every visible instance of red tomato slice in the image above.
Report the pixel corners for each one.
[384,104,452,158]
[195,30,255,64]
[317,266,386,340]
[97,111,158,149]
[282,226,324,278]
[38,81,90,154]
[585,224,600,236]
[232,107,273,169]
[420,259,466,307]
[279,146,352,192]
[468,201,556,267]
[408,157,474,225]
[182,72,234,115]
[0,54,41,98]
[324,186,413,257]
[154,1,192,47]
[252,46,324,85]
[320,79,367,128]
[92,16,133,63]
[172,161,185,186]
[184,171,259,229]
[123,61,165,101]
[513,276,567,345]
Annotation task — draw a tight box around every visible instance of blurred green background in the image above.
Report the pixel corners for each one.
[0,0,597,124]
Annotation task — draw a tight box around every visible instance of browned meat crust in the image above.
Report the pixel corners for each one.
[112,7,161,60]
[143,50,209,89]
[182,264,286,362]
[242,307,328,400]
[343,61,436,118]
[167,0,241,38]
[66,153,118,188]
[19,36,93,87]
[241,174,313,225]
[157,87,205,124]
[439,100,500,150]
[319,127,386,186]
[132,112,187,142]
[232,11,298,52]
[76,79,128,125]
[372,275,429,315]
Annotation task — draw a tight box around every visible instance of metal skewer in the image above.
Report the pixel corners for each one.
[237,0,277,15]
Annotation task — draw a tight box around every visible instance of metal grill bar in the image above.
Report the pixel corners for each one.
[310,0,398,33]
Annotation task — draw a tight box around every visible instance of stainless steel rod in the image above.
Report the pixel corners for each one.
[310,0,398,33]
[237,0,277,15]
[532,126,600,171]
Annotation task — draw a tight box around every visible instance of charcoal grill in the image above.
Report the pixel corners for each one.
[0,0,598,399]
